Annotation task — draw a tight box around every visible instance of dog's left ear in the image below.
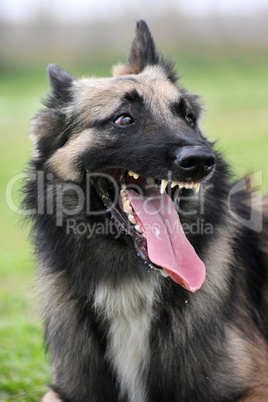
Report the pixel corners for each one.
[113,20,177,82]
[113,20,159,76]
[127,20,159,73]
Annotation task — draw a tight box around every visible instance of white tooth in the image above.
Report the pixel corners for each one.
[188,183,193,189]
[171,181,177,188]
[128,171,139,179]
[120,189,127,198]
[160,179,169,194]
[122,184,126,190]
[123,203,133,214]
[146,177,154,185]
[128,214,136,224]
[195,183,200,193]
[135,224,142,233]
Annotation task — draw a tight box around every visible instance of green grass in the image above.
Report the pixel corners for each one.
[0,52,268,401]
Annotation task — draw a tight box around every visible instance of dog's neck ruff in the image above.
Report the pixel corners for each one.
[94,278,158,402]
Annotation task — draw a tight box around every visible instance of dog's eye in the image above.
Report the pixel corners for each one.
[185,113,195,128]
[114,115,133,126]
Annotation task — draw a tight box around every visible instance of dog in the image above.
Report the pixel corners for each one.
[24,20,268,402]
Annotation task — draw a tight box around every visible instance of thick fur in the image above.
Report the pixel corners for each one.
[24,20,268,402]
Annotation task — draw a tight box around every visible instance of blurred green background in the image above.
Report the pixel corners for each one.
[1,2,268,401]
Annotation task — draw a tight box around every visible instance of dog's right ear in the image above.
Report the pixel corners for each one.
[30,65,75,157]
[113,20,159,76]
[47,64,75,107]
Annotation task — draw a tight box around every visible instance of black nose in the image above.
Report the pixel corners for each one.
[175,146,215,181]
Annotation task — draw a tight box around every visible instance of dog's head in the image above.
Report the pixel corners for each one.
[31,20,221,292]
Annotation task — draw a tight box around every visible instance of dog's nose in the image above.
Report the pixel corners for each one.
[175,146,215,180]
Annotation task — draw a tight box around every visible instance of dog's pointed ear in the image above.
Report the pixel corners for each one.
[113,20,159,76]
[127,20,159,72]
[47,64,75,106]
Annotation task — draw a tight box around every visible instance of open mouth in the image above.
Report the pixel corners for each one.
[91,169,206,292]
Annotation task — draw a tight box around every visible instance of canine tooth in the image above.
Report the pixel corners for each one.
[128,214,136,224]
[195,183,200,193]
[160,180,169,194]
[135,224,142,233]
[171,181,177,188]
[123,203,133,214]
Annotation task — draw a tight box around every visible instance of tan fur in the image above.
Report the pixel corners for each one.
[227,328,268,400]
[66,66,180,128]
[260,197,268,309]
[42,390,62,402]
[37,269,70,317]
[38,268,95,398]
[240,388,268,401]
[191,217,268,399]
[30,109,67,158]
[46,129,96,181]
[202,224,235,293]
[112,63,131,77]
[189,218,237,315]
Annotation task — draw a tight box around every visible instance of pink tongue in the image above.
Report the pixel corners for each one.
[128,188,205,292]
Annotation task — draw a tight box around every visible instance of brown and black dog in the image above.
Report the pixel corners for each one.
[24,20,268,402]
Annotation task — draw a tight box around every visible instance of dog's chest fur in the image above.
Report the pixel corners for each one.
[94,276,159,402]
